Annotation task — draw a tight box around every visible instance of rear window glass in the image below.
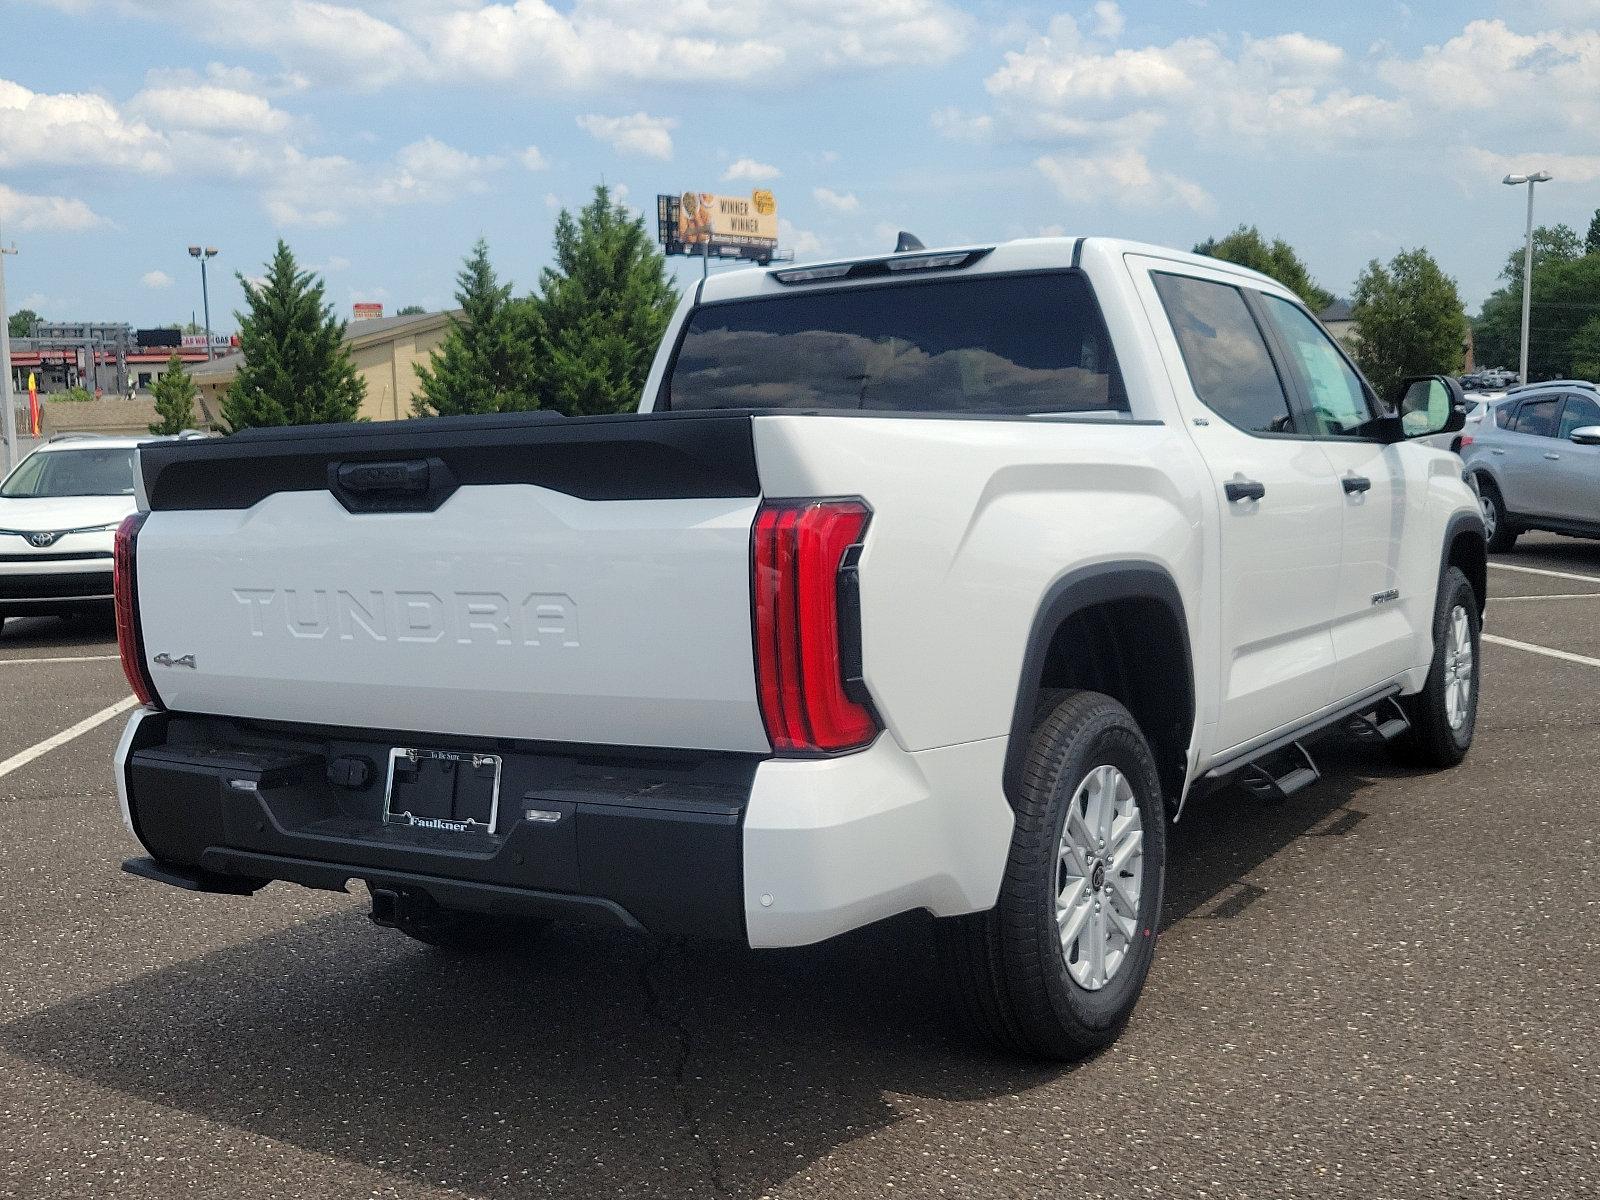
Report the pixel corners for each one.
[663,272,1127,415]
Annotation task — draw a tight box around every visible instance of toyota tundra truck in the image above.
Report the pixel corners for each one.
[113,237,1485,1060]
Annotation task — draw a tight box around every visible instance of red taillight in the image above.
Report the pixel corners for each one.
[1459,434,1474,449]
[752,498,878,754]
[114,512,162,708]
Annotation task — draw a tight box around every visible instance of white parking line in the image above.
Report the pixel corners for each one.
[0,695,138,781]
[1489,561,1600,586]
[1490,593,1600,603]
[1483,634,1600,670]
[0,654,120,665]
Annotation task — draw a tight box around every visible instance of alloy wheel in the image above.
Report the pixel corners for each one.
[1055,764,1143,990]
[1443,604,1474,730]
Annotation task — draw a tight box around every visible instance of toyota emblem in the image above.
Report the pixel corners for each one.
[27,532,59,548]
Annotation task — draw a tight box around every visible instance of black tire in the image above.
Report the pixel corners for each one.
[1477,477,1518,553]
[937,690,1167,1061]
[388,908,553,954]
[1394,565,1480,769]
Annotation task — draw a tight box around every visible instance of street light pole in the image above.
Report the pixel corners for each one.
[1503,171,1552,386]
[188,245,218,361]
[0,216,18,473]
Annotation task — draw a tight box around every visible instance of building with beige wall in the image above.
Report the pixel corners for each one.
[189,309,459,424]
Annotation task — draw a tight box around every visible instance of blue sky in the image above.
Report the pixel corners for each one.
[2,0,1597,333]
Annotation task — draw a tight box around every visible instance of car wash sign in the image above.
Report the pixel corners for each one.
[658,190,778,262]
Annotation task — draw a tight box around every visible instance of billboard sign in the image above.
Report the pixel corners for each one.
[658,190,778,262]
[353,302,384,321]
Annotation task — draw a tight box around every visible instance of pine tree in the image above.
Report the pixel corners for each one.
[148,353,197,435]
[528,185,679,416]
[224,240,366,430]
[413,238,539,416]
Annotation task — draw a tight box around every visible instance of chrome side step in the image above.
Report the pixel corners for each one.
[1343,696,1411,745]
[1233,741,1320,803]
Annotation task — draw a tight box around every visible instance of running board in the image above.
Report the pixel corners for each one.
[1233,742,1320,803]
[1343,696,1411,745]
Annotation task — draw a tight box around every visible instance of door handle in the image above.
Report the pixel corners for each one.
[1341,475,1372,494]
[1224,479,1266,503]
[1544,452,1562,461]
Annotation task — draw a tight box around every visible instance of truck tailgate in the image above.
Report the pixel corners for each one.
[131,412,770,753]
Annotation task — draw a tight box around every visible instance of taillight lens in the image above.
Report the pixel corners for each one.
[1459,434,1474,449]
[114,512,162,708]
[751,498,878,754]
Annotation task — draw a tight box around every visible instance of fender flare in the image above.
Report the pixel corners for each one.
[1440,508,1488,615]
[1002,561,1195,806]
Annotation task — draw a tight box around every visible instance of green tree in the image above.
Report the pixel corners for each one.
[148,353,197,435]
[1499,222,1582,289]
[7,308,39,338]
[528,184,679,416]
[224,240,365,430]
[1194,225,1333,311]
[1586,210,1600,257]
[396,304,426,316]
[413,239,538,416]
[1569,315,1600,381]
[1475,251,1600,379]
[1350,248,1467,396]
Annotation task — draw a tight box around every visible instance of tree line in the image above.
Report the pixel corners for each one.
[147,184,677,434]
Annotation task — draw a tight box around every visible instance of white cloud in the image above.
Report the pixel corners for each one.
[544,191,561,209]
[723,157,780,182]
[141,269,174,289]
[576,111,676,159]
[47,0,971,92]
[0,183,106,231]
[129,83,292,134]
[1091,1,1124,40]
[931,106,992,142]
[1035,149,1212,212]
[520,145,548,170]
[779,217,822,257]
[813,186,859,212]
[0,78,167,172]
[261,137,503,225]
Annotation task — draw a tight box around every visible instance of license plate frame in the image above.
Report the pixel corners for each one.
[382,747,503,836]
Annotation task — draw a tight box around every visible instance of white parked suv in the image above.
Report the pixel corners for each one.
[112,238,1485,1059]
[0,435,160,632]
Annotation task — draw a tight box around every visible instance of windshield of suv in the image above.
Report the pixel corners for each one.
[663,271,1127,416]
[0,447,137,498]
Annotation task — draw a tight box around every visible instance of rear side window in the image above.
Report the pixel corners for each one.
[1152,272,1295,435]
[663,272,1127,415]
[1559,394,1600,438]
[1512,397,1560,438]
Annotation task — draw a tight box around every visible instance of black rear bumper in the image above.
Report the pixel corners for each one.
[121,712,759,940]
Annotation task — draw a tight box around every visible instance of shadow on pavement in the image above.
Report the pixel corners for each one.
[0,742,1402,1198]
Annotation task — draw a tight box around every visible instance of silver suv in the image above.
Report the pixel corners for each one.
[1462,380,1600,551]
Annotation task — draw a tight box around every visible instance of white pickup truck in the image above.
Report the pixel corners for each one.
[114,237,1485,1060]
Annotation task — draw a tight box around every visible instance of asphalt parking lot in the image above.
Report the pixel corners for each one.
[1,536,1596,1200]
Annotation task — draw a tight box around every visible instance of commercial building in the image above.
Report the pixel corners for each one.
[6,321,234,395]
[190,309,457,423]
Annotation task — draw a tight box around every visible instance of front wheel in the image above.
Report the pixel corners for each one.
[938,690,1166,1060]
[1395,565,1480,768]
[1477,479,1518,553]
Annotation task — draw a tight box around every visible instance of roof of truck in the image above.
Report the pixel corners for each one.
[697,236,1284,304]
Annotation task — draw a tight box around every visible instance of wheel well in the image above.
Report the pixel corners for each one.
[1031,597,1193,809]
[1448,525,1487,616]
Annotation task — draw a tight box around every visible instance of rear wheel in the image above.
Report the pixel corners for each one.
[1477,478,1518,553]
[1395,566,1480,768]
[938,690,1166,1060]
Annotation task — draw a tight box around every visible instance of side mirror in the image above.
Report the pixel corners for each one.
[1387,375,1467,442]
[1570,425,1600,446]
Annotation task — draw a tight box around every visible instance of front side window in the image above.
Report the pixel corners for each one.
[1152,272,1295,435]
[1513,397,1560,438]
[664,272,1126,416]
[1256,294,1376,437]
[0,447,136,498]
[1558,394,1600,438]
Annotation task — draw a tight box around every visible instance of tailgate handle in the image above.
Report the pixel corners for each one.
[329,457,457,513]
[338,460,430,494]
